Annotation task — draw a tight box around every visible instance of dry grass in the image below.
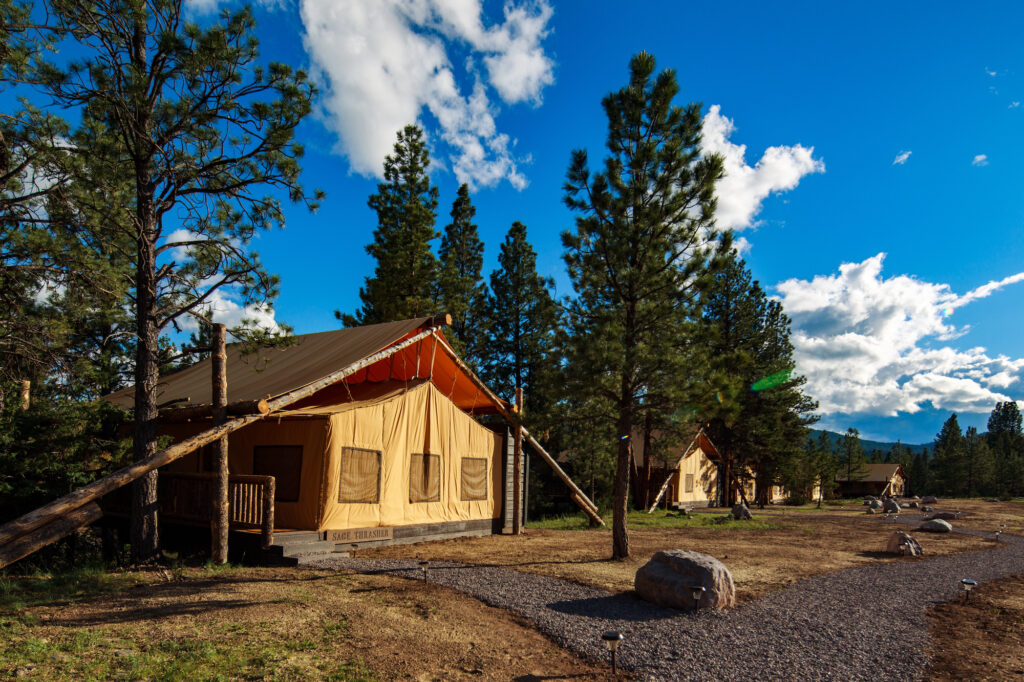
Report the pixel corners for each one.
[926,573,1024,680]
[0,565,616,681]
[920,498,1024,536]
[363,509,990,602]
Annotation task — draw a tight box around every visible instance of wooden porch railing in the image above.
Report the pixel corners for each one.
[103,473,276,548]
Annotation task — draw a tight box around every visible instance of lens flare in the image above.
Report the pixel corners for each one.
[751,369,792,391]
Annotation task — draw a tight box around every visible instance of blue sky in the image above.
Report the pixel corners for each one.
[100,2,1024,443]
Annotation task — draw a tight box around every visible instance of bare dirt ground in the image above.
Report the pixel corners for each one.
[363,512,989,602]
[926,573,1024,681]
[1,566,617,680]
[920,498,1024,535]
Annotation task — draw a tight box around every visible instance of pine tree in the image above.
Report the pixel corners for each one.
[963,426,993,496]
[837,427,867,493]
[340,125,440,326]
[987,401,1023,496]
[562,52,729,558]
[437,184,486,360]
[42,1,319,561]
[932,414,965,496]
[478,222,558,423]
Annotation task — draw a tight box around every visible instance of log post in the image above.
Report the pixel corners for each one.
[261,477,275,549]
[211,323,229,564]
[512,387,523,534]
[20,380,30,411]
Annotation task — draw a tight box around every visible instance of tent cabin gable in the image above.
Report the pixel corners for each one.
[633,429,722,508]
[834,463,907,498]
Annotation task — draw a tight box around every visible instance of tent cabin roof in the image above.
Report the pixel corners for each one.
[834,463,905,483]
[103,316,507,416]
[630,427,721,468]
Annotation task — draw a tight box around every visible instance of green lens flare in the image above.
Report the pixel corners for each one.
[751,369,792,391]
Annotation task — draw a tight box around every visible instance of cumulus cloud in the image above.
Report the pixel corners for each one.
[1010,101,1021,109]
[892,150,912,165]
[972,154,989,166]
[774,254,1024,417]
[701,105,825,231]
[299,0,554,190]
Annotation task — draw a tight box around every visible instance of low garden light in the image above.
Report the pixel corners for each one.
[601,631,624,674]
[419,560,430,582]
[690,585,706,609]
[961,578,977,602]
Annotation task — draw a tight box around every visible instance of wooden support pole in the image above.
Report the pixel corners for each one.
[211,323,229,565]
[20,380,30,411]
[646,431,703,513]
[0,503,102,569]
[158,399,269,422]
[512,387,523,534]
[261,477,275,549]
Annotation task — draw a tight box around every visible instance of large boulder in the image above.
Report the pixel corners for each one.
[883,499,901,513]
[731,503,752,520]
[634,550,735,610]
[926,511,961,521]
[922,496,939,504]
[920,519,953,533]
[870,499,883,509]
[886,531,923,556]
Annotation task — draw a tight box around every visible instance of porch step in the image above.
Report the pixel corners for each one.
[262,531,344,566]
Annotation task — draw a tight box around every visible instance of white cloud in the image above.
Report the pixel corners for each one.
[972,154,989,166]
[774,253,1024,417]
[701,105,825,230]
[892,150,912,165]
[299,0,554,190]
[1010,101,1020,109]
[986,67,997,77]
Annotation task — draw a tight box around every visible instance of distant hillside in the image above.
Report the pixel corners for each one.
[810,429,930,455]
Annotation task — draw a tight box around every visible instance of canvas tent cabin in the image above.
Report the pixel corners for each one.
[834,463,907,498]
[98,317,595,556]
[634,429,722,509]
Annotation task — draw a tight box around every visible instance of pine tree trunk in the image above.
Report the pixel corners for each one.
[612,381,633,560]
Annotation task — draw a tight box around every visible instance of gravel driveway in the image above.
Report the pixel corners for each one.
[308,525,1023,681]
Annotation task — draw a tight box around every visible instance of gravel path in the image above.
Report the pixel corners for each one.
[308,524,1024,681]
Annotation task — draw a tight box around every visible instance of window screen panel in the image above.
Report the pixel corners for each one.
[339,447,381,503]
[685,473,694,493]
[409,453,441,503]
[460,457,488,501]
[253,445,303,502]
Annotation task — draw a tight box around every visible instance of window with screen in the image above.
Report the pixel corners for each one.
[409,453,441,503]
[338,447,381,503]
[253,445,303,502]
[460,457,488,501]
[685,473,694,493]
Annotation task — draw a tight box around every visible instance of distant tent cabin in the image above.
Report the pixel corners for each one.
[97,316,600,556]
[634,429,724,510]
[834,463,907,498]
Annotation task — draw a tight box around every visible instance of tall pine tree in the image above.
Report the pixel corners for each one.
[837,427,867,492]
[478,221,558,425]
[987,401,1023,496]
[932,413,965,496]
[562,52,729,559]
[340,125,440,326]
[437,184,486,360]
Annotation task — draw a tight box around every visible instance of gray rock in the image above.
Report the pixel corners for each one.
[909,502,919,508]
[899,503,910,509]
[863,500,872,506]
[634,549,736,610]
[921,496,938,504]
[926,511,961,521]
[921,505,933,512]
[731,503,752,520]
[920,519,953,533]
[870,499,883,509]
[883,499,901,513]
[864,495,878,501]
[866,508,876,514]
[886,531,923,556]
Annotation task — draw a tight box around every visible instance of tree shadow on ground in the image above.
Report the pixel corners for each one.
[545,592,682,623]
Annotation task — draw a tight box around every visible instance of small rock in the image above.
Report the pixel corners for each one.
[922,495,938,504]
[921,505,933,512]
[926,511,961,521]
[863,500,872,506]
[920,519,953,533]
[731,503,752,520]
[899,503,910,509]
[909,501,919,508]
[886,530,923,556]
[883,499,900,513]
[634,549,736,610]
[866,508,876,514]
[870,500,883,509]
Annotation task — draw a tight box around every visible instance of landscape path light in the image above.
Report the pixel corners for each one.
[601,631,624,674]
[690,585,706,610]
[419,560,430,582]
[961,578,977,602]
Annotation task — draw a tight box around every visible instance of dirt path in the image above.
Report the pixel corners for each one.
[311,530,1024,681]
